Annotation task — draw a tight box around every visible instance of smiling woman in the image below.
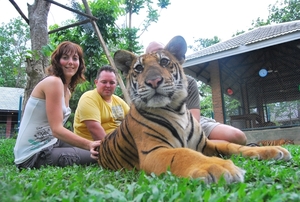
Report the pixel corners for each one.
[13,41,101,169]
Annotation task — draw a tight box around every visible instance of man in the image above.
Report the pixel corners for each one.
[146,41,247,145]
[74,65,130,141]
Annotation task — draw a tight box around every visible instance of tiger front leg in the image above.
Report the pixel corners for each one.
[203,141,292,161]
[240,145,292,160]
[140,148,245,184]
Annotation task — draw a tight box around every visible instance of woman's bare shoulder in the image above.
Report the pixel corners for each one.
[42,76,64,92]
[42,76,62,84]
[32,76,63,99]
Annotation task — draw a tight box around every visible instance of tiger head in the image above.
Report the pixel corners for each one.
[114,36,188,110]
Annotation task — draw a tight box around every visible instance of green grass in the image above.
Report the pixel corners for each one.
[0,139,299,202]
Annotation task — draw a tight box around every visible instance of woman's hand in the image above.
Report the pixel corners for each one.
[90,140,101,159]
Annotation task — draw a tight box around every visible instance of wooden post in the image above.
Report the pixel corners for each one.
[6,115,12,138]
[81,0,131,104]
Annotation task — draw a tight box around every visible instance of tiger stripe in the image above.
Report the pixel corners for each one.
[257,139,294,146]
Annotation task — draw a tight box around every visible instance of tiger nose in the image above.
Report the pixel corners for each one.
[145,77,163,88]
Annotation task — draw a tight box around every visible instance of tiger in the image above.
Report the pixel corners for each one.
[257,139,294,146]
[97,35,292,184]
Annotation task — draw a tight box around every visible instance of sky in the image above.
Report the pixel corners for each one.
[2,0,277,54]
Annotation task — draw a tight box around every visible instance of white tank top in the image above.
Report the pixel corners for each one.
[14,96,71,164]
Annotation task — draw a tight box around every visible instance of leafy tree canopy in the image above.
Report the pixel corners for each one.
[250,0,299,32]
[0,17,30,88]
[268,0,300,23]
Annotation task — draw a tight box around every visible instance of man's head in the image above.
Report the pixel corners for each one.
[145,41,165,53]
[95,65,117,101]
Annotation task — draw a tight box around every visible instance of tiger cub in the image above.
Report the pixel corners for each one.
[97,35,291,184]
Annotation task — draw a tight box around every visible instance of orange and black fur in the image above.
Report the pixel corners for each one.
[97,36,291,183]
[257,139,294,146]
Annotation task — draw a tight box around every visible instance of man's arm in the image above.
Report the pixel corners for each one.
[186,76,201,122]
[189,108,200,122]
[84,120,107,141]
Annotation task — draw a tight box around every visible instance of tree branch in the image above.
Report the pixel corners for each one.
[44,0,98,21]
[48,19,90,34]
[8,0,29,24]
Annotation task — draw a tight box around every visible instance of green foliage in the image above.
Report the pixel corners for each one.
[232,30,246,37]
[25,50,41,61]
[0,17,30,88]
[125,0,145,14]
[249,0,300,32]
[269,0,300,23]
[232,1,299,36]
[1,139,300,201]
[90,0,123,45]
[119,28,143,53]
[124,0,170,39]
[197,81,214,118]
[188,36,221,52]
[224,94,242,122]
[66,82,93,130]
[157,0,171,8]
[250,17,271,29]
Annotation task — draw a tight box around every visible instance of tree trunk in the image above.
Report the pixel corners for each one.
[23,0,50,110]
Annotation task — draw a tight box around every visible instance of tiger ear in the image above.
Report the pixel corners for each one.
[164,36,187,64]
[114,50,136,76]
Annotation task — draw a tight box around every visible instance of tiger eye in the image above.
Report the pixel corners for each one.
[134,64,144,73]
[160,58,169,66]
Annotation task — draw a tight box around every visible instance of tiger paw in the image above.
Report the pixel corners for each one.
[242,146,292,160]
[188,157,245,184]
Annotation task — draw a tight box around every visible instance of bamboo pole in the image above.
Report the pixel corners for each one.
[81,0,131,104]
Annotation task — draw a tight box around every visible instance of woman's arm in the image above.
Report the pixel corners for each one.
[43,76,100,154]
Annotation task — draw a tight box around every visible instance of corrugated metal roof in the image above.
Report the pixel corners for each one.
[186,20,300,60]
[0,87,24,111]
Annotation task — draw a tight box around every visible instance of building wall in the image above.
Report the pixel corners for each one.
[0,111,19,138]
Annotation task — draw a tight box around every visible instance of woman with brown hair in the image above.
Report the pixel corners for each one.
[14,41,101,169]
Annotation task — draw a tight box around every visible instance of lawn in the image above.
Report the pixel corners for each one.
[0,139,299,202]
